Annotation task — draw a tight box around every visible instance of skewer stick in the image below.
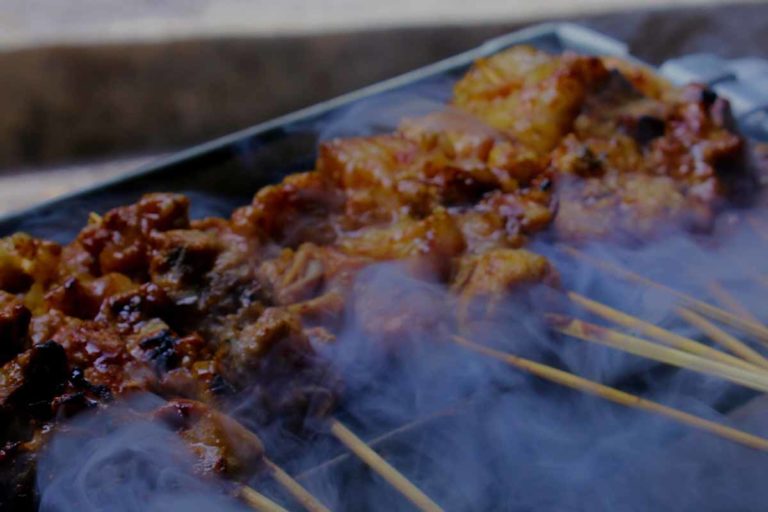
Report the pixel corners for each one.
[560,246,768,345]
[678,308,768,371]
[264,459,332,512]
[239,486,290,512]
[298,400,469,482]
[196,403,331,512]
[567,292,760,373]
[328,418,444,512]
[450,335,768,452]
[548,315,768,393]
[706,281,760,324]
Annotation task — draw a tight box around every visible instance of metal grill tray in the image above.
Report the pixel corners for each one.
[5,25,766,510]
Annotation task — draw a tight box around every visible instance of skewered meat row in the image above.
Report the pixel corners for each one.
[0,46,754,509]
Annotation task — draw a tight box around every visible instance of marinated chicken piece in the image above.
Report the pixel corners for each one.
[0,342,69,444]
[0,234,61,312]
[555,173,699,240]
[259,243,370,306]
[318,134,439,225]
[71,193,190,279]
[337,209,465,280]
[96,282,176,334]
[232,171,343,247]
[216,307,337,428]
[0,293,31,365]
[451,210,509,253]
[44,273,136,320]
[259,245,327,305]
[399,111,544,190]
[453,248,555,317]
[154,399,264,476]
[44,319,148,393]
[453,46,609,154]
[218,307,313,381]
[551,70,745,239]
[149,229,222,293]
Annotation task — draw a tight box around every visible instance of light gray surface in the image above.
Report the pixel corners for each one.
[2,0,759,48]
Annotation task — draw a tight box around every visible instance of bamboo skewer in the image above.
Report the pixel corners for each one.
[239,486,291,512]
[567,292,761,373]
[298,400,469,482]
[450,335,768,452]
[263,459,332,512]
[678,308,768,371]
[548,315,768,393]
[328,418,444,512]
[193,400,439,511]
[560,246,768,345]
[185,401,331,512]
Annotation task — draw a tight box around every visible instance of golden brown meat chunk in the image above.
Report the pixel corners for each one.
[154,399,264,476]
[232,171,343,246]
[550,71,743,239]
[453,46,609,154]
[71,193,191,279]
[453,248,554,299]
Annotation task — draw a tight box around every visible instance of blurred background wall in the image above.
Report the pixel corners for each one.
[0,0,766,211]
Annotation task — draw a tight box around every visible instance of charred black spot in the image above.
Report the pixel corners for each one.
[69,367,113,401]
[0,304,31,365]
[0,446,37,511]
[110,293,143,317]
[700,88,718,108]
[0,272,33,295]
[52,392,99,418]
[634,115,666,146]
[12,341,69,421]
[139,330,180,374]
[209,374,237,396]
[570,147,603,177]
[538,178,552,192]
[163,246,186,268]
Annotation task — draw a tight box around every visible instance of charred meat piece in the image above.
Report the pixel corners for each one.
[44,273,136,321]
[232,171,343,247]
[550,69,744,239]
[154,399,265,477]
[0,342,69,445]
[337,208,466,280]
[318,135,436,225]
[0,293,31,365]
[216,307,338,430]
[453,248,555,300]
[453,46,609,154]
[73,193,190,279]
[0,234,61,300]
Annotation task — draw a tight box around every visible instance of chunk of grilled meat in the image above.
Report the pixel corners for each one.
[154,399,265,477]
[454,46,750,240]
